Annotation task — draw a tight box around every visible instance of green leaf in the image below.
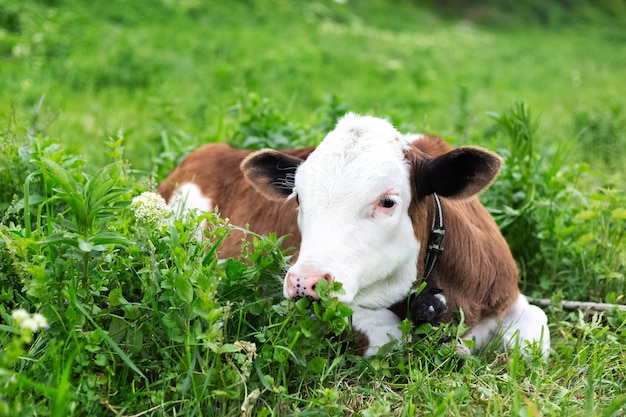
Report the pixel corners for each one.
[89,231,132,247]
[39,157,78,196]
[128,330,144,355]
[94,353,108,367]
[314,276,330,298]
[84,163,118,207]
[108,316,128,343]
[574,210,599,221]
[162,312,180,329]
[610,208,626,220]
[109,288,128,308]
[39,157,87,221]
[203,232,227,265]
[300,326,312,338]
[41,232,80,247]
[173,274,194,303]
[254,359,273,392]
[322,306,337,322]
[577,233,595,245]
[78,238,94,253]
[309,356,326,374]
[208,343,242,354]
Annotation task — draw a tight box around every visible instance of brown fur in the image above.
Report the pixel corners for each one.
[157,143,313,256]
[407,137,519,325]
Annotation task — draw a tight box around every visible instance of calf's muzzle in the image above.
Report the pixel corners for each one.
[285,266,333,300]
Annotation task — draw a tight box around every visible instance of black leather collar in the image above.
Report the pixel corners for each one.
[422,193,445,283]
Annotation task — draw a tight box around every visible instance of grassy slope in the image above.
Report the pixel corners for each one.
[1,0,625,173]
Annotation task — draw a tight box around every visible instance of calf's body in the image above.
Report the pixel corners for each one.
[159,114,550,357]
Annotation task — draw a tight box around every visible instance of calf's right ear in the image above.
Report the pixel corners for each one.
[241,150,303,201]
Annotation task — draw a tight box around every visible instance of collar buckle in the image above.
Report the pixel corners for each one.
[428,227,445,254]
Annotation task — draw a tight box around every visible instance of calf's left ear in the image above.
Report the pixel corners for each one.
[241,149,303,201]
[418,147,502,199]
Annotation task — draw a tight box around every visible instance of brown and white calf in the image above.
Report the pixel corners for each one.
[158,113,550,357]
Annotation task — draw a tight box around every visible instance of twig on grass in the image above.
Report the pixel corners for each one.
[528,298,626,312]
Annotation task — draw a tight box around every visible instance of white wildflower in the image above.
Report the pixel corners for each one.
[20,318,38,332]
[131,191,171,225]
[11,309,29,323]
[32,313,49,330]
[11,309,49,332]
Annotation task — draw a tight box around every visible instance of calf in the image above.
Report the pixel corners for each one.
[159,114,550,357]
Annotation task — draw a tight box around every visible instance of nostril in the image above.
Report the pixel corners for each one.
[314,273,332,285]
[311,273,333,292]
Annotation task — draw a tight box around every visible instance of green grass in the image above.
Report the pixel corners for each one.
[1,0,626,416]
[1,98,625,417]
[2,0,625,175]
[0,134,623,416]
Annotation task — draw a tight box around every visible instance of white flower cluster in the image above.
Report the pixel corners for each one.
[130,191,171,225]
[12,309,49,332]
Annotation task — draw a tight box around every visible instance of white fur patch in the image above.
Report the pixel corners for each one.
[463,293,550,357]
[352,306,404,357]
[168,183,213,241]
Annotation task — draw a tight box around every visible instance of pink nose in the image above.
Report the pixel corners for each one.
[285,267,333,300]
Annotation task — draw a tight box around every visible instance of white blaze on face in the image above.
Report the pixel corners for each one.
[286,114,421,309]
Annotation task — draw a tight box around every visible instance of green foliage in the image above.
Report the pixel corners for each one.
[0,132,357,415]
[226,92,348,150]
[1,99,625,416]
[483,103,625,300]
[0,126,26,215]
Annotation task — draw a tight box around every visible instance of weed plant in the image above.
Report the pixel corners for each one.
[482,103,626,301]
[1,100,625,415]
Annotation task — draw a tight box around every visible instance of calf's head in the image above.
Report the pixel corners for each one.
[242,113,501,309]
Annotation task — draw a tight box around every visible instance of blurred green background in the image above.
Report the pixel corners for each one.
[1,0,625,178]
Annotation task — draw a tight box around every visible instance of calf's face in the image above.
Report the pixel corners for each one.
[242,114,501,310]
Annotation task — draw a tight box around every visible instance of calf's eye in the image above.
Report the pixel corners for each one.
[379,196,396,208]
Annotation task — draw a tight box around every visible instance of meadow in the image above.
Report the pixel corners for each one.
[1,0,625,415]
